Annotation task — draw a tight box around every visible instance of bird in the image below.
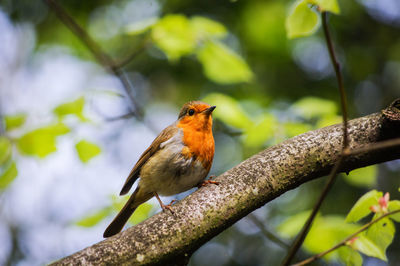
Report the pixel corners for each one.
[103,101,216,237]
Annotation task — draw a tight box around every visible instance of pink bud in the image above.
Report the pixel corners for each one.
[379,192,389,210]
[370,205,379,213]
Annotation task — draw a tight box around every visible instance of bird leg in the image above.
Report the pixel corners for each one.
[197,175,220,188]
[154,192,175,214]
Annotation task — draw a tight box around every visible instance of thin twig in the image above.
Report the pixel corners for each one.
[44,0,143,119]
[282,156,344,265]
[293,209,400,266]
[113,37,150,69]
[104,112,137,122]
[247,214,290,250]
[282,11,350,265]
[349,137,400,156]
[322,12,349,149]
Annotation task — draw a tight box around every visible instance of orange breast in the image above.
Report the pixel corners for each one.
[178,119,215,172]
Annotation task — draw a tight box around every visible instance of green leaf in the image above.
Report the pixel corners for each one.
[388,200,400,222]
[353,234,387,261]
[312,0,341,14]
[190,16,227,40]
[0,161,18,190]
[344,165,377,188]
[129,203,153,225]
[293,97,337,119]
[364,216,394,261]
[304,216,359,260]
[4,114,26,131]
[76,207,112,227]
[338,246,363,266]
[151,14,197,61]
[202,93,252,129]
[286,0,320,39]
[16,123,70,158]
[346,190,382,223]
[244,114,277,147]
[197,41,253,84]
[53,97,87,121]
[75,140,101,163]
[0,137,12,165]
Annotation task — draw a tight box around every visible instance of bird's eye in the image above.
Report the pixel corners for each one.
[188,109,195,116]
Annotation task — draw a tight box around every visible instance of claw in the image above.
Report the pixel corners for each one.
[154,192,175,214]
[161,200,176,214]
[197,176,220,188]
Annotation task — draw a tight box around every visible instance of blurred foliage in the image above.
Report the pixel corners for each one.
[1,0,400,265]
[0,161,18,190]
[344,165,377,188]
[75,140,101,163]
[16,123,70,158]
[53,96,87,121]
[286,0,340,39]
[4,113,26,131]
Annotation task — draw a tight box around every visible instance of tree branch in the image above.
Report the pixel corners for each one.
[52,101,400,265]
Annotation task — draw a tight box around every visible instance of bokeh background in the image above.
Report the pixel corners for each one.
[0,0,400,265]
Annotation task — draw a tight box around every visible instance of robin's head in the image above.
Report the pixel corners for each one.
[177,101,216,131]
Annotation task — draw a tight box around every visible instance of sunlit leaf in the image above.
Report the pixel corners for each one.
[129,203,154,225]
[312,0,341,14]
[4,114,26,131]
[344,165,377,188]
[16,123,70,158]
[125,17,158,35]
[364,215,394,261]
[0,161,18,190]
[190,16,227,40]
[151,14,197,61]
[0,136,12,165]
[244,114,277,147]
[197,41,253,84]
[293,97,337,119]
[388,200,400,222]
[305,216,359,260]
[346,190,382,223]
[75,140,101,163]
[353,234,387,261]
[286,0,320,39]
[75,207,112,227]
[53,97,87,121]
[338,246,363,266]
[202,93,252,129]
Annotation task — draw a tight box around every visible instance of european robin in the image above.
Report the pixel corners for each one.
[103,101,216,237]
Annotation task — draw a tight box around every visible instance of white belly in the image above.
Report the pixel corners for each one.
[139,139,208,196]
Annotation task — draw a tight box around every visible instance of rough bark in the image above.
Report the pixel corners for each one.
[52,100,400,266]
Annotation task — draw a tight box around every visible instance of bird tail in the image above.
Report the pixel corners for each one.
[103,186,152,238]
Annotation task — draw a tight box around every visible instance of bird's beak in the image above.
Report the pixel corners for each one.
[203,106,216,116]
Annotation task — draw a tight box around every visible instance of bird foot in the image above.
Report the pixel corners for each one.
[161,200,176,214]
[154,193,176,214]
[197,176,220,188]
